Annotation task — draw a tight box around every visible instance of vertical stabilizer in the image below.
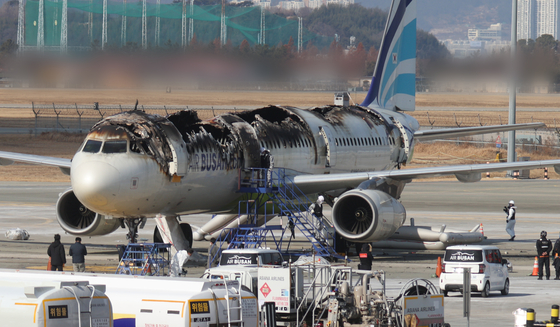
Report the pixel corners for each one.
[361,0,416,111]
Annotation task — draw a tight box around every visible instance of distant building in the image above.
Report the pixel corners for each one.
[442,39,510,59]
[250,0,271,8]
[467,23,502,42]
[277,0,305,10]
[517,0,559,40]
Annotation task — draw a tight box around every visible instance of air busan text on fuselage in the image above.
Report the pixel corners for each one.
[1,0,560,250]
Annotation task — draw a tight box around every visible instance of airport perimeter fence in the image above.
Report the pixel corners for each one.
[2,103,560,151]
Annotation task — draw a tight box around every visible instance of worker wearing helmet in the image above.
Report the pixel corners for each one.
[537,230,552,280]
[309,195,327,243]
[503,200,516,241]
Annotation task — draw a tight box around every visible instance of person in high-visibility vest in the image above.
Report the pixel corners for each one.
[552,234,560,280]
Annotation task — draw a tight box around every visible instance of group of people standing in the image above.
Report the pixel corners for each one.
[535,230,560,280]
[503,200,560,280]
[47,234,87,272]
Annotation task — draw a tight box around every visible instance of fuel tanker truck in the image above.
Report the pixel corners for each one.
[0,269,258,327]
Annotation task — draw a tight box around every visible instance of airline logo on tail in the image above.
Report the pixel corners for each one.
[361,0,416,112]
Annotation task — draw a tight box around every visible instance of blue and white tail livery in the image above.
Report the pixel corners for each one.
[361,0,416,112]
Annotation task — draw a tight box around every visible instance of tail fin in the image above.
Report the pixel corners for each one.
[361,0,416,111]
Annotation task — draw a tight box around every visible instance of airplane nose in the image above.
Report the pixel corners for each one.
[71,161,121,209]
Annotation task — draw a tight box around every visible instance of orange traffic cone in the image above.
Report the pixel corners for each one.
[531,256,539,276]
[479,223,484,236]
[436,257,442,277]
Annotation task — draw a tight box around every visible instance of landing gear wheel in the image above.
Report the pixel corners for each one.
[481,282,490,297]
[501,279,509,295]
[124,218,146,243]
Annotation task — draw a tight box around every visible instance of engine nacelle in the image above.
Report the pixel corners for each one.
[56,188,121,236]
[332,189,406,242]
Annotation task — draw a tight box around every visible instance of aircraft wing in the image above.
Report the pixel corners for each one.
[293,159,560,194]
[414,123,545,142]
[0,151,72,175]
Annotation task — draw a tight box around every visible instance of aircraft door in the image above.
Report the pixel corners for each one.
[231,121,261,168]
[391,118,412,164]
[319,126,336,167]
[160,124,188,177]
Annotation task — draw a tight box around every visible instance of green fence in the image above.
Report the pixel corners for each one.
[24,0,332,49]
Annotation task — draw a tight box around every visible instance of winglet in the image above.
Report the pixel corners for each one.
[361,0,416,112]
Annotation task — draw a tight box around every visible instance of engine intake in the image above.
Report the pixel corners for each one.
[56,188,121,236]
[332,189,406,242]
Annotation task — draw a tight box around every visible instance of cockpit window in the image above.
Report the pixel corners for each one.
[102,140,128,154]
[82,140,102,153]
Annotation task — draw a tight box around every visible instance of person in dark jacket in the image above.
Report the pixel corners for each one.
[47,234,66,271]
[69,237,87,272]
[552,233,560,280]
[358,243,374,270]
[536,230,552,280]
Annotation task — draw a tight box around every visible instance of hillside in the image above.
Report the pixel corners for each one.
[0,0,514,46]
[361,0,513,41]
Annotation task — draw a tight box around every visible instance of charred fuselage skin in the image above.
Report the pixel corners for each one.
[63,105,419,241]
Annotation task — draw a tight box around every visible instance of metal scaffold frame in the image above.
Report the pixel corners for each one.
[141,0,147,49]
[17,0,25,53]
[225,168,341,260]
[116,243,171,276]
[121,0,127,46]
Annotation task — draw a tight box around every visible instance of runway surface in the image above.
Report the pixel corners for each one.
[0,179,559,326]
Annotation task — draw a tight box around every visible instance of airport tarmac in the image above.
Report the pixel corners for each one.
[0,179,559,326]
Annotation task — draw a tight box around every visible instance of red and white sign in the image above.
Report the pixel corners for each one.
[260,283,271,298]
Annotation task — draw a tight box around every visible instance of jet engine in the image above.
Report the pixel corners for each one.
[56,188,121,236]
[332,189,406,242]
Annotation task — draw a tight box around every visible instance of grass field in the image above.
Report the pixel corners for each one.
[0,90,558,181]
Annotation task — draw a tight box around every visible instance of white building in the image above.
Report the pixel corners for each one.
[517,0,559,40]
[518,0,537,41]
[468,23,502,41]
[536,0,558,38]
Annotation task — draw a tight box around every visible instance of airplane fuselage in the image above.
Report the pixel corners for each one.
[70,106,419,219]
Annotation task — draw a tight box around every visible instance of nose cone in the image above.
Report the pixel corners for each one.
[71,160,121,211]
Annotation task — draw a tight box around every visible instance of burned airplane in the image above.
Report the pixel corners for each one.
[1,0,560,251]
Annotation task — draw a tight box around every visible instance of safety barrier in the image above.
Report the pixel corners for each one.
[526,305,559,326]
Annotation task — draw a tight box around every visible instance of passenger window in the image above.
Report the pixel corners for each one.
[102,140,128,154]
[83,140,102,153]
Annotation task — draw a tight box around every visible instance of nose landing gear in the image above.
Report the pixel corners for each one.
[122,217,147,243]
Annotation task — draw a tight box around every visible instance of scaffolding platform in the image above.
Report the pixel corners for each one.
[225,168,343,260]
[116,243,171,276]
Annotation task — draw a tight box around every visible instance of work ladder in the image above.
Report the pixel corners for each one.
[223,279,244,327]
[227,168,342,259]
[116,243,171,276]
[62,284,96,327]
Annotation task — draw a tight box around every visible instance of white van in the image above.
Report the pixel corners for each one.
[219,248,283,266]
[439,245,509,297]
